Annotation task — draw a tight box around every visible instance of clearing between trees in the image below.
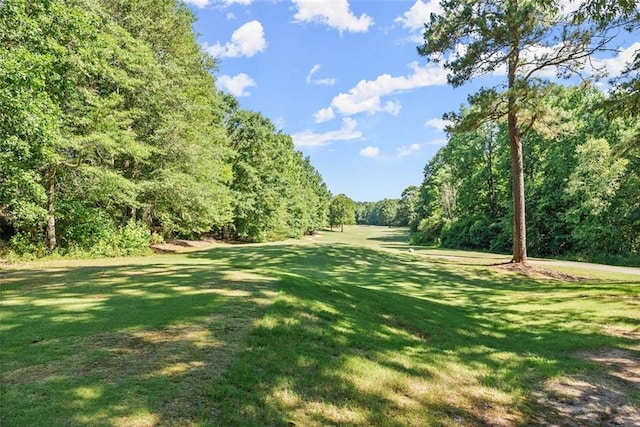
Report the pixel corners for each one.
[1,226,639,426]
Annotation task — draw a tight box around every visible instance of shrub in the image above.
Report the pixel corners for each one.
[57,202,114,249]
[62,220,151,259]
[89,220,151,257]
[5,232,47,260]
[411,217,445,245]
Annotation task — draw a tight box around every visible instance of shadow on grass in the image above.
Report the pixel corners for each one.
[186,244,640,425]
[1,242,639,426]
[0,261,278,426]
[364,227,411,244]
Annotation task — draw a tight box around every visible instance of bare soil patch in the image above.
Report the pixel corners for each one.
[494,262,585,281]
[535,348,640,426]
[603,326,640,343]
[578,349,640,385]
[151,238,217,253]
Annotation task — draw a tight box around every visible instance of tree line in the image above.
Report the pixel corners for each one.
[411,83,639,265]
[0,0,331,258]
[395,0,638,265]
[3,0,638,266]
[416,0,639,263]
[354,188,420,228]
[353,1,639,265]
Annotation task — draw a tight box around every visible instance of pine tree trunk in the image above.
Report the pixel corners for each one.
[507,48,527,264]
[509,120,527,264]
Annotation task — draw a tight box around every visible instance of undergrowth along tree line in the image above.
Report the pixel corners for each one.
[0,0,331,259]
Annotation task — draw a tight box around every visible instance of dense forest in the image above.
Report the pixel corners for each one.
[408,0,640,265]
[358,1,640,265]
[0,0,331,259]
[411,83,639,264]
[357,86,640,266]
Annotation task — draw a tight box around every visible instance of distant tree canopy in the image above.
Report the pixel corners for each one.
[0,0,331,258]
[356,199,399,227]
[355,191,419,229]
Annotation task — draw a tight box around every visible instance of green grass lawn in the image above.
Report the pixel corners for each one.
[1,226,639,426]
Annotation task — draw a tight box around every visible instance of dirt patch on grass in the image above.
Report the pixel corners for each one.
[3,313,253,383]
[535,348,640,426]
[578,348,640,385]
[602,326,640,343]
[151,238,217,253]
[494,262,585,281]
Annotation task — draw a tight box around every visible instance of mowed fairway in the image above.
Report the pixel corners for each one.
[1,226,639,426]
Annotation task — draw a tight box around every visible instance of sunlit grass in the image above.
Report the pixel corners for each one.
[1,226,639,426]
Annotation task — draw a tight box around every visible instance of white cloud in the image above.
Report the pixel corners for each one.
[292,0,374,33]
[383,100,402,116]
[425,118,452,131]
[597,42,640,78]
[329,61,448,116]
[558,0,587,15]
[292,118,362,147]
[217,73,256,97]
[184,0,210,7]
[306,64,321,83]
[360,146,379,157]
[274,117,286,130]
[306,64,337,86]
[314,77,337,86]
[396,143,422,158]
[394,0,442,31]
[314,107,335,123]
[186,0,252,7]
[203,21,267,58]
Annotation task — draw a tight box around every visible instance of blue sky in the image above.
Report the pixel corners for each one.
[185,0,639,202]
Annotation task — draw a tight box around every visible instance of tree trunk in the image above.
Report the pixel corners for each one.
[507,49,527,264]
[46,165,57,251]
[484,131,497,216]
[341,223,344,232]
[508,121,527,264]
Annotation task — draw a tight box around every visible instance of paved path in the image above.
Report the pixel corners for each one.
[529,259,640,277]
